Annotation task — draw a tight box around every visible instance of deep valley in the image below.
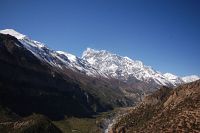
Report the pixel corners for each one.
[0,29,199,133]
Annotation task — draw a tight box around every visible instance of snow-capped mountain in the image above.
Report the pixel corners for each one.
[82,48,199,86]
[0,29,199,88]
[182,75,200,83]
[163,73,184,86]
[0,29,100,76]
[0,29,26,39]
[82,48,177,86]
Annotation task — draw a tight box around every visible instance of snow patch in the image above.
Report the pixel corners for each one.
[0,29,26,39]
[182,75,200,83]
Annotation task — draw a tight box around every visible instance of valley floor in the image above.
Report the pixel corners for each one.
[53,107,132,133]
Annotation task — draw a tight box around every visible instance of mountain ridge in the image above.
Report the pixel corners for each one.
[0,32,142,120]
[0,28,199,133]
[82,48,199,86]
[0,29,199,88]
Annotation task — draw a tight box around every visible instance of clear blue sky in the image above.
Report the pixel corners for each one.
[0,0,200,76]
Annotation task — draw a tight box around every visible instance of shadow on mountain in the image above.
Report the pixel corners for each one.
[0,34,114,120]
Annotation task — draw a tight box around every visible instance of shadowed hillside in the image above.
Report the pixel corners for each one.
[0,33,142,120]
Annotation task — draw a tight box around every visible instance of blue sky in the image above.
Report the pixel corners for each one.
[0,0,200,76]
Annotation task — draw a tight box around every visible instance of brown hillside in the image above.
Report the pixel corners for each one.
[112,80,200,133]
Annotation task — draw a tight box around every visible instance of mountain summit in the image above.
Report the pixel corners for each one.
[0,29,199,88]
[182,75,200,83]
[82,48,198,87]
[0,29,200,132]
[0,29,26,39]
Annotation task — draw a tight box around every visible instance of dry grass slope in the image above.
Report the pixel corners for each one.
[112,80,200,133]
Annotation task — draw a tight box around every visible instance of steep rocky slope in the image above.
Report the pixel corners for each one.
[111,80,200,133]
[0,33,139,120]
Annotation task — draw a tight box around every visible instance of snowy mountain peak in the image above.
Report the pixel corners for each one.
[56,51,77,62]
[0,29,100,76]
[0,29,47,49]
[124,56,132,61]
[85,47,99,53]
[82,48,174,86]
[1,29,199,88]
[164,73,178,79]
[82,48,199,86]
[0,29,26,39]
[182,75,200,83]
[163,73,184,86]
[82,48,109,58]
